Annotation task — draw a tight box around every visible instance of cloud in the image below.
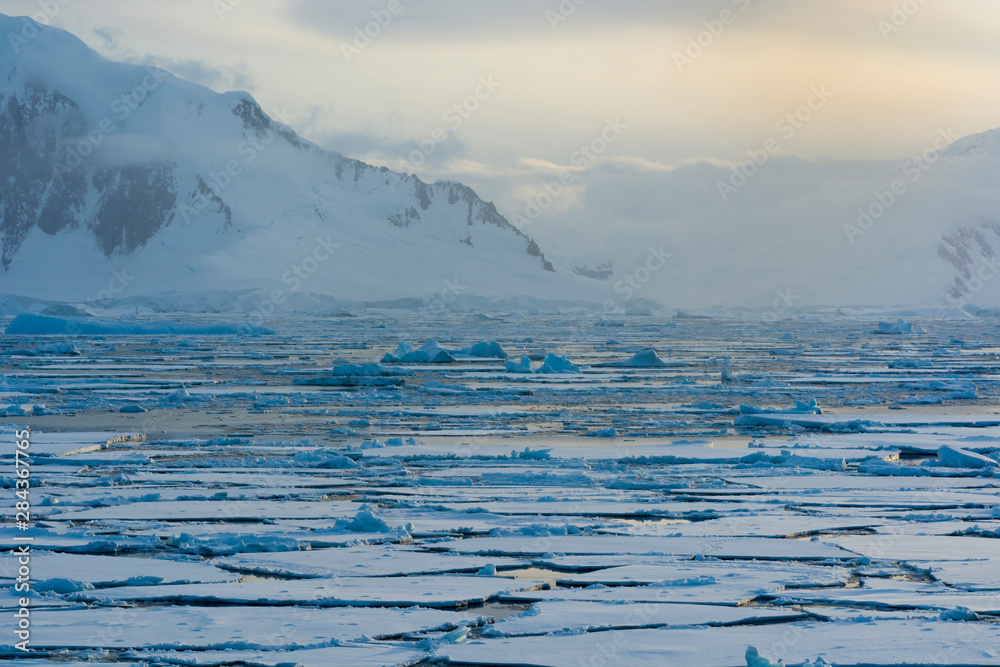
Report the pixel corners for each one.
[289,0,724,39]
[310,126,471,173]
[83,24,257,93]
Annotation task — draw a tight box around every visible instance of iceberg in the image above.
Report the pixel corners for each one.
[5,313,274,336]
[875,319,925,334]
[382,340,456,363]
[294,362,408,387]
[536,353,582,374]
[459,341,508,358]
[936,445,998,469]
[595,348,669,368]
[505,356,534,373]
[291,449,359,469]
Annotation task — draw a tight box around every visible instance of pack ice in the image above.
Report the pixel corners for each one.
[3,313,1000,666]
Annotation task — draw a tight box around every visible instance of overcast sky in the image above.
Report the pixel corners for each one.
[5,0,1000,307]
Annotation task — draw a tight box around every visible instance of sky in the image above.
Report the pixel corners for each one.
[4,0,1000,308]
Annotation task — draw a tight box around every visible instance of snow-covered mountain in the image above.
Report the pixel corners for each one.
[0,13,593,312]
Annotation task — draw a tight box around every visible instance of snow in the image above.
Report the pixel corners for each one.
[436,621,1000,666]
[0,553,237,586]
[936,444,998,469]
[432,535,851,559]
[483,601,807,637]
[165,533,304,557]
[75,575,548,609]
[17,606,480,649]
[136,645,428,667]
[554,561,851,589]
[214,545,527,578]
[914,560,1000,591]
[766,578,1000,613]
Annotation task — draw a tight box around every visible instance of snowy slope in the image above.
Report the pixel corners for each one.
[0,13,595,310]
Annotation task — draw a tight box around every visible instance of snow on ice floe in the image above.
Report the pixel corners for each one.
[13,606,480,650]
[554,560,851,589]
[357,439,893,464]
[596,514,880,538]
[0,428,136,456]
[2,663,118,667]
[0,526,161,553]
[134,644,428,667]
[499,581,793,606]
[213,545,527,578]
[432,535,851,560]
[0,587,72,610]
[913,560,1000,590]
[482,600,808,637]
[4,313,274,336]
[765,577,1000,613]
[0,553,237,586]
[48,500,367,521]
[828,534,1000,561]
[73,575,548,609]
[739,398,821,415]
[18,341,81,356]
[735,411,1000,430]
[936,444,998,468]
[294,362,409,387]
[436,620,1000,667]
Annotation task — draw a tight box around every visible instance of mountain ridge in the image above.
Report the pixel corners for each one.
[0,13,572,309]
